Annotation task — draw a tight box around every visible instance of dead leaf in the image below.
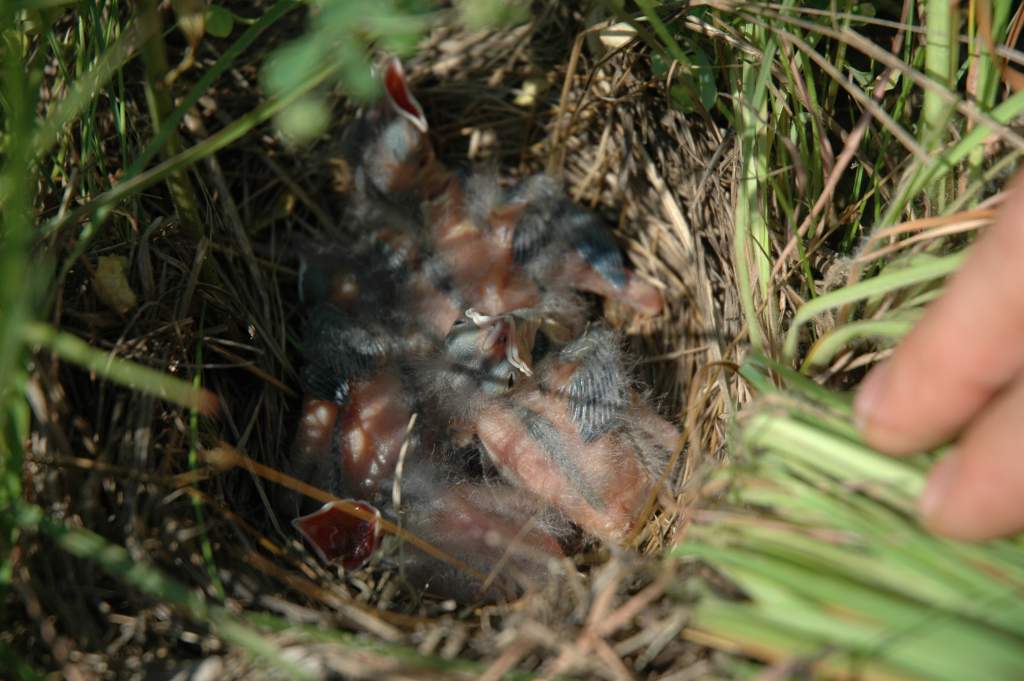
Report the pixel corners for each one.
[94,255,138,315]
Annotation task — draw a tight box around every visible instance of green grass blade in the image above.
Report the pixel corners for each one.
[742,353,853,413]
[879,88,1024,228]
[783,252,964,361]
[17,503,317,681]
[41,59,337,240]
[920,0,956,155]
[0,10,37,402]
[740,411,925,508]
[733,31,777,352]
[30,16,146,161]
[21,322,218,415]
[0,6,40,603]
[124,0,300,179]
[801,316,918,370]
[679,354,1024,680]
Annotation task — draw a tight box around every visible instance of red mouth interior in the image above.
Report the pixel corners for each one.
[384,61,424,123]
[293,501,380,570]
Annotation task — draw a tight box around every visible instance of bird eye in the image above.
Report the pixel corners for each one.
[506,373,515,390]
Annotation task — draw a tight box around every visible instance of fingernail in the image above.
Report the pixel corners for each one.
[854,362,892,433]
[920,453,959,524]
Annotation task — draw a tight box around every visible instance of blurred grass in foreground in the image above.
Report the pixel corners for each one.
[651,0,1024,677]
[677,355,1024,680]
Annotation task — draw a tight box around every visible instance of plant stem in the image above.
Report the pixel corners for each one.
[138,0,204,241]
[921,0,958,210]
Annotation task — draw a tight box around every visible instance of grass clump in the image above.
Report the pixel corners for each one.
[679,356,1024,679]
[652,1,1024,678]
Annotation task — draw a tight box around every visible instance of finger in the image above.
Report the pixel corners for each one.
[855,171,1024,454]
[918,373,1024,540]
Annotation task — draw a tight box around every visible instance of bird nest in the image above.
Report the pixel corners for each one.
[17,5,744,679]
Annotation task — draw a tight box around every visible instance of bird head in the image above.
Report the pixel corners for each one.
[442,312,521,397]
[360,58,450,199]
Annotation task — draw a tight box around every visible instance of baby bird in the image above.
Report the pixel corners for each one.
[288,242,423,517]
[291,430,567,598]
[345,59,662,331]
[501,174,664,317]
[344,58,450,207]
[290,260,569,581]
[424,171,665,324]
[439,317,681,543]
[388,459,568,601]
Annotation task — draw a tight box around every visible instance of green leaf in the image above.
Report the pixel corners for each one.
[692,46,717,110]
[455,0,529,30]
[205,5,235,38]
[275,94,330,144]
[668,49,717,114]
[263,38,324,97]
[650,51,669,76]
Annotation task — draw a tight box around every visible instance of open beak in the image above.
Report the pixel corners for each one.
[292,500,381,570]
[383,58,428,133]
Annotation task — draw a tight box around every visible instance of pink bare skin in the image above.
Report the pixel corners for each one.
[339,370,412,498]
[428,199,540,318]
[854,171,1024,540]
[476,392,653,543]
[562,258,663,317]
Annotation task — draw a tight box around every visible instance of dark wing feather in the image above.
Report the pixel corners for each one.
[301,304,395,403]
[559,206,628,290]
[512,204,556,265]
[561,327,627,442]
[511,174,563,265]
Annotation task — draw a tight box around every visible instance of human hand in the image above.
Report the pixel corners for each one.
[854,171,1024,541]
